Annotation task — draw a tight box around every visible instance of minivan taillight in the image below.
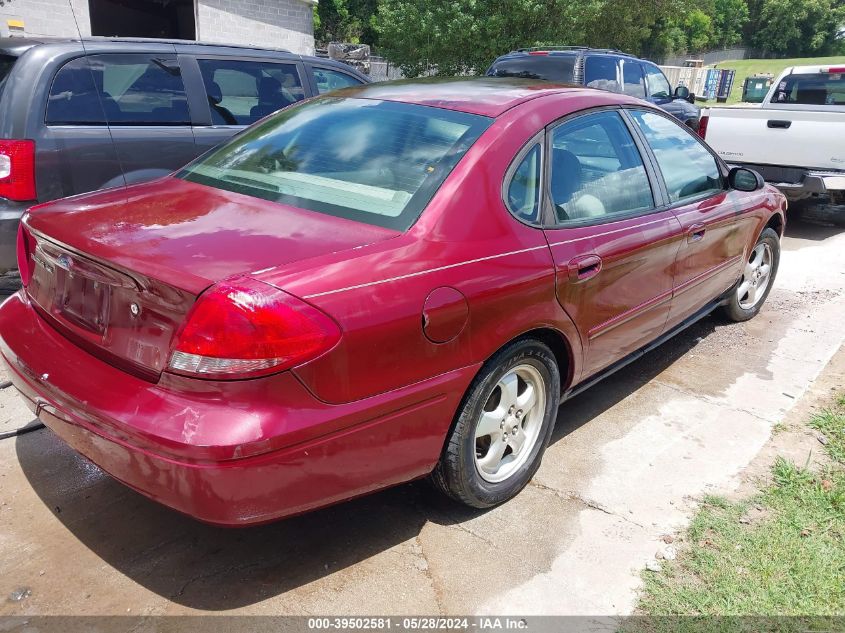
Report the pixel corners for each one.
[0,140,36,201]
[16,218,36,287]
[697,115,709,139]
[168,278,341,380]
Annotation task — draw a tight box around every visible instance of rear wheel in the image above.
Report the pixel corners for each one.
[431,338,560,508]
[722,227,780,322]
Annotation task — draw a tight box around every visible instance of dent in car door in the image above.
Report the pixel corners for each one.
[627,109,749,328]
[541,109,684,381]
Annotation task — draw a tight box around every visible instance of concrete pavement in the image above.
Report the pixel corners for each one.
[1,208,844,616]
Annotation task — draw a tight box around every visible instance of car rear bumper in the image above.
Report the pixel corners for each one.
[0,290,476,526]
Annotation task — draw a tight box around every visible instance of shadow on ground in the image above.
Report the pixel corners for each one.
[14,314,719,610]
[13,210,843,610]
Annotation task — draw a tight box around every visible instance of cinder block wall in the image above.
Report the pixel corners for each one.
[197,0,316,55]
[0,0,315,55]
[0,0,91,38]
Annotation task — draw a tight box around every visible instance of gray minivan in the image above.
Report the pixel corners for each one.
[0,37,369,287]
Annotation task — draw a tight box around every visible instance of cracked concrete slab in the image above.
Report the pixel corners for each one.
[1,211,844,616]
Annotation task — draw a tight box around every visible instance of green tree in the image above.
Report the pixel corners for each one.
[751,0,845,55]
[314,0,362,45]
[683,8,714,51]
[374,0,594,77]
[374,0,698,77]
[710,0,750,47]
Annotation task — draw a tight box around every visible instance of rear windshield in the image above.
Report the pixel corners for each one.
[0,54,18,97]
[486,54,577,83]
[771,72,845,105]
[178,97,491,230]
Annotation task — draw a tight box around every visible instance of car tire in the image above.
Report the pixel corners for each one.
[721,227,780,322]
[431,338,560,508]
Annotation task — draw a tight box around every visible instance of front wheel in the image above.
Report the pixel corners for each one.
[431,338,560,508]
[721,227,780,322]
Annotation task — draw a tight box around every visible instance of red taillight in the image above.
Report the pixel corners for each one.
[168,278,341,380]
[16,218,36,287]
[0,140,36,201]
[528,51,549,55]
[823,66,845,73]
[697,114,709,139]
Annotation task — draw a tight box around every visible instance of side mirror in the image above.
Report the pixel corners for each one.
[674,85,690,101]
[729,166,765,192]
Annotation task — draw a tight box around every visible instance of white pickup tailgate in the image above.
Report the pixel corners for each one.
[705,107,845,173]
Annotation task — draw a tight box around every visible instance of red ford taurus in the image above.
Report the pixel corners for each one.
[0,79,785,525]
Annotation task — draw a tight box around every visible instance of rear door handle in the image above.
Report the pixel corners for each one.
[767,119,792,129]
[567,254,602,283]
[687,224,706,243]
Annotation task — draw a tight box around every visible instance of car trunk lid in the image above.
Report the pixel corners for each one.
[23,177,399,379]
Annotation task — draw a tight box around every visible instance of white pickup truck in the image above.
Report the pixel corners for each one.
[699,64,845,205]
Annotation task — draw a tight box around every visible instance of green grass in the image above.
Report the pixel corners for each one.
[637,396,845,622]
[713,56,845,104]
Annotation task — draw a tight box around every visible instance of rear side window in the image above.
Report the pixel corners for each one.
[629,110,722,202]
[584,56,620,93]
[312,67,364,94]
[506,143,542,223]
[486,54,577,83]
[643,64,672,99]
[549,110,653,224]
[621,61,646,98]
[178,98,492,231]
[771,72,845,105]
[46,54,190,125]
[197,59,305,126]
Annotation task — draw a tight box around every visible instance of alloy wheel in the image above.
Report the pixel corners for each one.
[474,364,546,483]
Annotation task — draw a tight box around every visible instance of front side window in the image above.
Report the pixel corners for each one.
[770,72,845,105]
[46,54,189,125]
[643,64,672,100]
[549,110,653,224]
[312,67,364,94]
[506,143,542,223]
[179,98,491,230]
[629,110,722,203]
[198,59,305,126]
[584,56,620,93]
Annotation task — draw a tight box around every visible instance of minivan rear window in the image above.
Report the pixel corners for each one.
[178,97,491,231]
[486,54,577,83]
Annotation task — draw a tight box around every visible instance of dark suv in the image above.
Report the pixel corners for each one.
[487,47,700,128]
[0,37,369,287]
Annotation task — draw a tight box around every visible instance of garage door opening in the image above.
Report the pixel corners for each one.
[89,0,196,40]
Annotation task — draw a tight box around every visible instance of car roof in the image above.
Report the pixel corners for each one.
[334,77,634,117]
[0,35,293,53]
[499,46,637,59]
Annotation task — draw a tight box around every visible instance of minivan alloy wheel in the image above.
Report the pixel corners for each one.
[737,242,773,310]
[474,364,546,483]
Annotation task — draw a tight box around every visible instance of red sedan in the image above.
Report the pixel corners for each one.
[0,79,785,525]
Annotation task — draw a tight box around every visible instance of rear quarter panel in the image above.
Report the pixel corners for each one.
[254,98,604,404]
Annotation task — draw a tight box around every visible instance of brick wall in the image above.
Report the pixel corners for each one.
[197,0,316,55]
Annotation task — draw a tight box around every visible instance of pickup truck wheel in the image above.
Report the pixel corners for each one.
[722,228,780,322]
[431,338,560,508]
